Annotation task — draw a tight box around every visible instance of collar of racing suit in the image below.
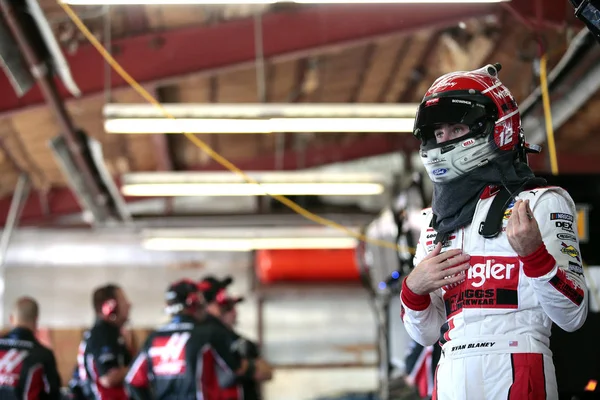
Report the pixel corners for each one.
[170,314,199,324]
[431,152,538,236]
[94,317,122,333]
[6,327,37,341]
[203,313,231,330]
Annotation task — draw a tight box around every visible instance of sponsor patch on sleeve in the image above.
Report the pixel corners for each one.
[555,221,574,232]
[568,261,584,275]
[550,212,574,222]
[560,242,581,261]
[557,233,577,241]
[98,346,116,364]
[549,269,585,306]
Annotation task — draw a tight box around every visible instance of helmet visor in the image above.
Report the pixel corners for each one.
[413,95,496,145]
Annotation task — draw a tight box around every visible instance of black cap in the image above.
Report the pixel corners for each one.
[218,295,245,306]
[165,279,202,314]
[198,275,233,303]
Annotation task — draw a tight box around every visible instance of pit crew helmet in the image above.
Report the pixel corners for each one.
[413,63,530,183]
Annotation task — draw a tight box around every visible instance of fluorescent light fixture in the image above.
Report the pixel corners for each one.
[103,103,421,118]
[123,183,384,196]
[105,117,414,134]
[121,171,388,197]
[142,227,359,251]
[143,237,358,251]
[63,1,508,5]
[103,103,417,134]
[103,103,419,119]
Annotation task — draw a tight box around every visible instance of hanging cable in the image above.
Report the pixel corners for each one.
[539,54,559,175]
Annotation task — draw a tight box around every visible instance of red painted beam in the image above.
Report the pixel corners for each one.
[2,135,595,226]
[0,3,498,116]
[0,134,418,225]
[0,187,80,226]
[503,0,577,30]
[0,185,155,227]
[190,134,420,172]
[190,137,600,175]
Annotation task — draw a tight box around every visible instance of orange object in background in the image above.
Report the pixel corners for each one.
[585,379,597,391]
[255,249,359,284]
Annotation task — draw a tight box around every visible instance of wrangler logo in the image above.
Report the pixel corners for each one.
[444,256,520,315]
[468,260,516,288]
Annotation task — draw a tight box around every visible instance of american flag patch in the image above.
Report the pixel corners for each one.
[509,341,519,347]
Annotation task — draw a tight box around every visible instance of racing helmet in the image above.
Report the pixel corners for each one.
[413,63,522,183]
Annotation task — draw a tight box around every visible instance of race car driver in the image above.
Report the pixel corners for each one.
[400,63,588,399]
[82,284,132,400]
[0,296,62,400]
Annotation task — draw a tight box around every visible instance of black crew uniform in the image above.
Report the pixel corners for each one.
[230,332,262,400]
[66,365,89,400]
[72,330,93,400]
[126,314,250,400]
[404,340,442,399]
[0,327,62,400]
[82,319,131,400]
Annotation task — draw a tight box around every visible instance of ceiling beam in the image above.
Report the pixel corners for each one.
[397,32,441,103]
[502,0,578,30]
[122,5,150,36]
[152,86,175,171]
[524,54,600,146]
[1,134,417,225]
[189,133,420,172]
[186,133,600,175]
[0,3,499,117]
[376,38,412,103]
[348,44,376,104]
[0,187,80,226]
[1,141,598,226]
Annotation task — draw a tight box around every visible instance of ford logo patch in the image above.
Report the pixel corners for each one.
[433,168,448,176]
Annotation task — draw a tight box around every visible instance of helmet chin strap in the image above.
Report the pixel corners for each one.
[478,160,547,239]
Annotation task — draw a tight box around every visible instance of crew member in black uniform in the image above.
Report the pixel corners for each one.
[66,364,89,400]
[70,329,93,400]
[126,279,268,400]
[82,284,132,400]
[0,296,61,400]
[220,294,271,400]
[198,275,273,399]
[404,340,441,400]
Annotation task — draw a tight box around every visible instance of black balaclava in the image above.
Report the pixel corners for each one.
[431,152,542,236]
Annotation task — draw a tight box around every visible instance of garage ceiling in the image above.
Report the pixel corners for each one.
[0,0,598,226]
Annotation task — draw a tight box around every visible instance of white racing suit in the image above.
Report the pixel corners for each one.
[400,186,588,400]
